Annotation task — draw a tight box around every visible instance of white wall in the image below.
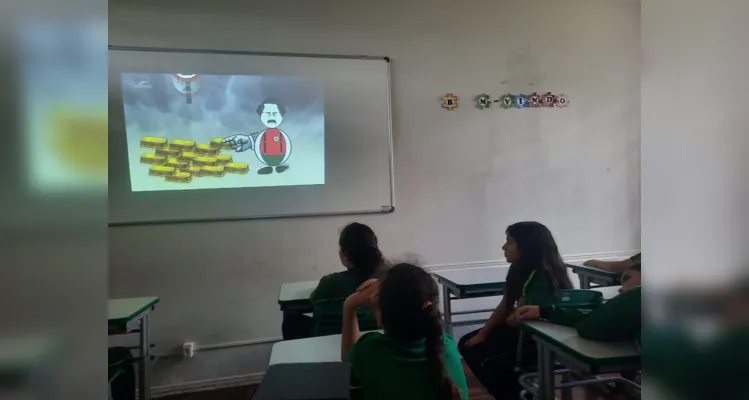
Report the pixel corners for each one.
[642,0,749,287]
[108,0,640,388]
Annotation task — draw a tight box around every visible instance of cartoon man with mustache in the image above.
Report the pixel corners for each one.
[223,98,292,175]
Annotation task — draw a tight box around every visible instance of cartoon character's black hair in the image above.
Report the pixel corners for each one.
[339,223,384,277]
[504,221,573,305]
[256,98,286,116]
[378,263,460,400]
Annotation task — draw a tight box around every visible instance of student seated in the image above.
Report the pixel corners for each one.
[458,221,574,400]
[583,253,641,274]
[514,263,642,342]
[281,222,386,340]
[341,263,468,400]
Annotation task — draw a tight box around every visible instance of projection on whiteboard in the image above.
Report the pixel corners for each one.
[121,73,325,192]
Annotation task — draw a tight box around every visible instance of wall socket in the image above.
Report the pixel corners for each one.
[182,342,195,358]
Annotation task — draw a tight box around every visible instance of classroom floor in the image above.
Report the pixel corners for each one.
[159,362,634,399]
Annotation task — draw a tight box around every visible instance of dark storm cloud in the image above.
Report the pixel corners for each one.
[120,73,324,136]
[197,74,228,112]
[120,73,172,113]
[218,111,249,133]
[230,76,322,116]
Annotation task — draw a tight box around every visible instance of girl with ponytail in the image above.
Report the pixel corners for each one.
[282,222,386,340]
[341,263,468,400]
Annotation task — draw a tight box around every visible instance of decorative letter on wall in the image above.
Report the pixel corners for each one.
[527,92,541,108]
[541,92,557,107]
[499,94,515,109]
[442,93,459,110]
[476,93,492,109]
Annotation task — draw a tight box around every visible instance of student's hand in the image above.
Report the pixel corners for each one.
[506,312,520,327]
[344,279,380,310]
[515,305,541,321]
[464,329,489,348]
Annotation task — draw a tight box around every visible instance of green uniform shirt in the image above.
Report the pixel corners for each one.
[522,270,558,306]
[540,286,641,342]
[310,269,372,304]
[347,332,469,400]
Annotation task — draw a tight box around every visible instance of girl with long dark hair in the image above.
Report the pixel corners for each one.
[341,263,468,400]
[282,222,386,340]
[458,221,573,399]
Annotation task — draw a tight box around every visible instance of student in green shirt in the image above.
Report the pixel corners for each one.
[458,221,573,399]
[281,222,386,340]
[341,263,468,400]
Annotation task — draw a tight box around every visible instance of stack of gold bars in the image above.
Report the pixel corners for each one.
[140,137,250,183]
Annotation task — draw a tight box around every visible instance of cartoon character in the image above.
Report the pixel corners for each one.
[222,98,292,175]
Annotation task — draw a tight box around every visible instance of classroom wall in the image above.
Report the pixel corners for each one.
[641,0,749,288]
[108,0,641,389]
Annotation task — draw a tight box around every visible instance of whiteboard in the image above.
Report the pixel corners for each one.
[108,47,394,225]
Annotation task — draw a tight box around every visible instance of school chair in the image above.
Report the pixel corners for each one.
[313,299,379,337]
[108,347,135,400]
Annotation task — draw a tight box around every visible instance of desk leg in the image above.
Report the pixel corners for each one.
[579,274,591,289]
[536,340,555,400]
[560,371,573,400]
[441,285,452,335]
[138,313,151,400]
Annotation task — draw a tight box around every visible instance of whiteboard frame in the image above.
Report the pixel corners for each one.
[107,46,395,226]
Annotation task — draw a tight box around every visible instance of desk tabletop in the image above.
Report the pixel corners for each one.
[521,320,639,366]
[278,280,318,303]
[433,267,509,288]
[568,264,619,276]
[269,331,380,365]
[108,297,160,324]
[255,363,351,400]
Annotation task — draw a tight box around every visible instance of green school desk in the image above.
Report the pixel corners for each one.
[278,281,318,313]
[519,320,640,400]
[256,363,351,400]
[108,297,159,400]
[568,264,620,289]
[432,268,508,335]
[269,331,379,365]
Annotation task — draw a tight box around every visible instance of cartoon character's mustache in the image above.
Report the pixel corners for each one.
[268,119,277,124]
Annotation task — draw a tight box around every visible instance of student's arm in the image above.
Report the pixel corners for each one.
[481,295,512,331]
[340,279,378,361]
[516,286,642,341]
[538,286,641,341]
[340,300,361,361]
[466,271,522,345]
[481,266,526,332]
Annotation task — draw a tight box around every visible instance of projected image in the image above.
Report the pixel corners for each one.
[121,73,325,192]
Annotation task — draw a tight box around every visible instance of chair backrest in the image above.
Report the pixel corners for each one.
[313,298,379,337]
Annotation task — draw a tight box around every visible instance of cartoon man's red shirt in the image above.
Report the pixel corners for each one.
[261,128,286,156]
